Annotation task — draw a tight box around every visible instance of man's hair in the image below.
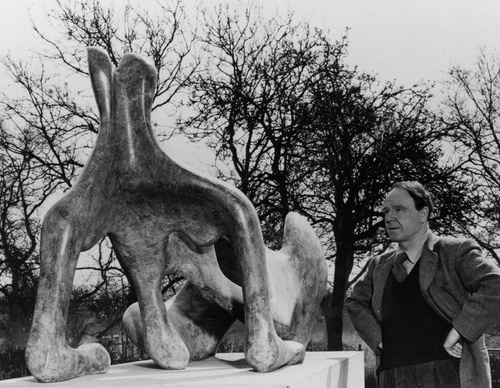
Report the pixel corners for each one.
[391,181,434,219]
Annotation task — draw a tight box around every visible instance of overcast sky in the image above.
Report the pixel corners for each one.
[1,0,499,173]
[281,0,500,85]
[1,0,500,87]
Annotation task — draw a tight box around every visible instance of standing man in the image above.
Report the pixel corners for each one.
[346,181,500,388]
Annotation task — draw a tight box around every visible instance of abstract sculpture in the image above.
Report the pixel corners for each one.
[25,47,327,383]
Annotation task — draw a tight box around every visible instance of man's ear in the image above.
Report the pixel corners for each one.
[420,206,429,222]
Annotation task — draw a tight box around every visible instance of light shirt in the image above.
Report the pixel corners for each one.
[396,228,430,273]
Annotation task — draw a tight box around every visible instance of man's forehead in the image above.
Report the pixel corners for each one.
[383,188,415,207]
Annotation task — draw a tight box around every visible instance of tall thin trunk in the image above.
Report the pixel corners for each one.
[326,213,355,350]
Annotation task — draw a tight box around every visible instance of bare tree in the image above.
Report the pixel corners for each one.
[442,48,500,263]
[0,119,41,346]
[180,4,338,245]
[181,3,475,351]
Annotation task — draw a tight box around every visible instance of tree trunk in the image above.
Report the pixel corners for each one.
[326,213,355,351]
[326,253,351,350]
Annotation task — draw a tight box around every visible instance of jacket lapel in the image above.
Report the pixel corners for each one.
[419,233,450,322]
[372,251,396,321]
[419,233,439,292]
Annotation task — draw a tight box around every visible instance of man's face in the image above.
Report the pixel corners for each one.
[383,187,429,245]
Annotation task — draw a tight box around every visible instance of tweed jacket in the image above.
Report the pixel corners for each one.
[345,232,500,388]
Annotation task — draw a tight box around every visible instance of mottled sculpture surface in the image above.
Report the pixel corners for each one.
[25,47,327,383]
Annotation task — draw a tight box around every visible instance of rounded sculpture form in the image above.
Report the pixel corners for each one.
[25,47,327,382]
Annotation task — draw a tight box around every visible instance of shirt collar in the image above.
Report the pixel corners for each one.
[397,229,430,264]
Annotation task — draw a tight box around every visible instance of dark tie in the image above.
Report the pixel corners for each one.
[392,252,409,282]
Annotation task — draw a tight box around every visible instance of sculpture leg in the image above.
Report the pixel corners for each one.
[228,207,305,372]
[113,240,190,369]
[25,207,110,382]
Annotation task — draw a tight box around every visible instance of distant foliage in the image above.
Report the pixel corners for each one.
[0,345,29,379]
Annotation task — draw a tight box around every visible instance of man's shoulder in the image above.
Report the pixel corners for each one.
[433,234,479,249]
[431,234,482,260]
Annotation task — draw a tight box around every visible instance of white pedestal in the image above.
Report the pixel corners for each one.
[1,351,364,388]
